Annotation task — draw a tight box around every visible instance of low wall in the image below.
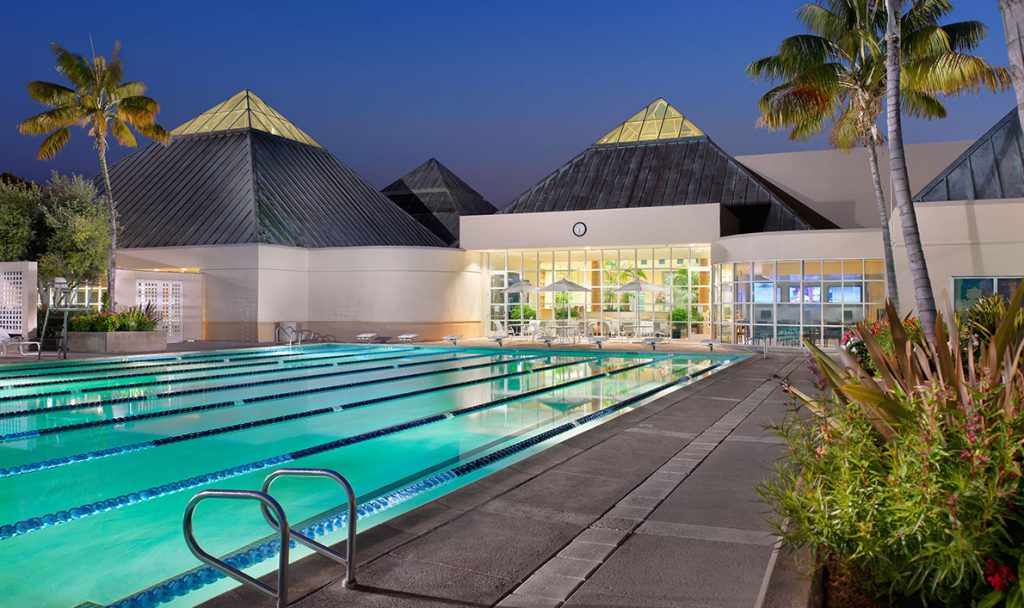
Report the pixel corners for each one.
[0,261,38,338]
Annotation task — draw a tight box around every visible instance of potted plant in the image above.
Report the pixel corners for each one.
[67,304,166,353]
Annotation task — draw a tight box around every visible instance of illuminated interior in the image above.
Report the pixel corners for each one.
[171,90,322,148]
[594,98,704,145]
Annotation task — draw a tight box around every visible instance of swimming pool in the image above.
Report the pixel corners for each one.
[0,344,738,607]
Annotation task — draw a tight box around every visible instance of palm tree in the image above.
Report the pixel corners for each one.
[18,41,170,310]
[749,0,1008,322]
[999,0,1024,131]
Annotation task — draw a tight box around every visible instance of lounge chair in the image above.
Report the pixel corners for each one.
[443,334,462,346]
[639,337,664,351]
[355,333,378,343]
[488,321,509,347]
[0,328,41,357]
[396,334,418,343]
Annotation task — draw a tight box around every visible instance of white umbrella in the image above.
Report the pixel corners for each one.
[614,279,666,336]
[538,279,590,325]
[502,279,539,294]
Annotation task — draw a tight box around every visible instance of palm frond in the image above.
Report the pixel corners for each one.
[26,81,77,106]
[35,127,71,160]
[103,41,124,94]
[938,20,988,53]
[110,118,137,148]
[114,81,147,98]
[134,123,171,144]
[900,90,947,119]
[903,53,1010,95]
[797,3,847,41]
[50,43,94,89]
[17,106,86,135]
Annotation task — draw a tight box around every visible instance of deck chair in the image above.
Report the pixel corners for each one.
[355,333,378,343]
[488,321,509,347]
[396,334,418,343]
[0,327,41,357]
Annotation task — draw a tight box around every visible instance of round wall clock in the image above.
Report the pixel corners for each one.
[572,222,587,237]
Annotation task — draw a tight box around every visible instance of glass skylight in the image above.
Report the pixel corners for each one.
[171,90,321,147]
[595,98,703,145]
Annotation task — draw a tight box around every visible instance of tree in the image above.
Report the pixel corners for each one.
[1000,0,1024,132]
[17,41,169,310]
[36,174,112,292]
[0,180,40,262]
[749,0,1008,319]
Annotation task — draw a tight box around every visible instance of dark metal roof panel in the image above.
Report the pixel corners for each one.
[914,108,1024,202]
[381,158,496,246]
[498,137,837,232]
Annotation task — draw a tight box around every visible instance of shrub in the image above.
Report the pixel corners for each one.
[68,305,161,333]
[762,287,1024,606]
[509,304,537,321]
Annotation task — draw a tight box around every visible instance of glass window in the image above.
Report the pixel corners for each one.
[803,260,822,281]
[997,277,1023,301]
[776,261,801,281]
[954,277,995,311]
[823,259,844,281]
[843,259,863,280]
[865,260,884,280]
[865,282,885,303]
[735,262,751,282]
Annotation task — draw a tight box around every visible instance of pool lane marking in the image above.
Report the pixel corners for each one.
[0,353,585,475]
[0,350,483,415]
[0,353,541,442]
[0,356,673,540]
[103,361,727,608]
[0,344,343,376]
[0,346,423,390]
[0,344,369,381]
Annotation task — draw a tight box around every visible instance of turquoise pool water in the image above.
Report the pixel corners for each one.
[0,344,738,607]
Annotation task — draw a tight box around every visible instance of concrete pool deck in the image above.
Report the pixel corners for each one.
[196,352,818,608]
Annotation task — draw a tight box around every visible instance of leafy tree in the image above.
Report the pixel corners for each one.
[36,174,111,291]
[749,0,1008,324]
[17,41,170,309]
[0,180,41,262]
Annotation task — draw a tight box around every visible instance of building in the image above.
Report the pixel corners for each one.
[95,92,1023,345]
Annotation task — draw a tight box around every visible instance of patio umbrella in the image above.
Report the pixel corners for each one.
[502,279,539,294]
[615,279,667,335]
[538,279,590,324]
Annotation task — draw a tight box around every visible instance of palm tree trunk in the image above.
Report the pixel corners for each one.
[1000,0,1024,132]
[97,148,117,312]
[865,137,899,312]
[886,0,937,341]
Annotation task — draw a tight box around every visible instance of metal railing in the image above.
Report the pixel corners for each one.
[261,468,358,589]
[182,468,358,606]
[183,489,291,606]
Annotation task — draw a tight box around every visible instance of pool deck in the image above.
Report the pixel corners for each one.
[195,352,819,608]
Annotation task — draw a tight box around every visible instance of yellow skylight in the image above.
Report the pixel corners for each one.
[595,98,703,145]
[171,90,322,148]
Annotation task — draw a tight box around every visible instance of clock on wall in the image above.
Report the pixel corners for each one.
[572,222,587,237]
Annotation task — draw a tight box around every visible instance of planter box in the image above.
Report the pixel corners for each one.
[68,331,167,354]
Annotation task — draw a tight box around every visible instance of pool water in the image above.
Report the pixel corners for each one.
[0,344,737,607]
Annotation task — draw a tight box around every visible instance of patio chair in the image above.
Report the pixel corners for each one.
[0,328,41,357]
[488,321,509,347]
[355,333,378,343]
[639,337,664,351]
[396,334,418,343]
[443,334,462,346]
[522,320,541,342]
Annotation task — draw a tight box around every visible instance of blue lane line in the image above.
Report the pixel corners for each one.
[106,360,725,608]
[0,353,541,444]
[0,344,366,380]
[0,349,472,413]
[0,344,334,376]
[0,347,423,390]
[0,355,663,540]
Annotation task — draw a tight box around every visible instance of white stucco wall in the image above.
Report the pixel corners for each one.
[460,204,723,251]
[890,199,1024,314]
[712,228,883,263]
[114,269,205,342]
[737,141,972,229]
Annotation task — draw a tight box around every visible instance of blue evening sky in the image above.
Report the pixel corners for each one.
[0,0,1014,205]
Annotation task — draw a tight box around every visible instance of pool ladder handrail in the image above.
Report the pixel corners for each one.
[182,468,358,608]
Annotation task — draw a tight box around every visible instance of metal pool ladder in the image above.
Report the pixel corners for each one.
[183,468,359,607]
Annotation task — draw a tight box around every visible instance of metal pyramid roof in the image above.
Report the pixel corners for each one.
[171,90,322,148]
[498,99,836,232]
[101,130,445,248]
[914,108,1024,202]
[381,158,496,246]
